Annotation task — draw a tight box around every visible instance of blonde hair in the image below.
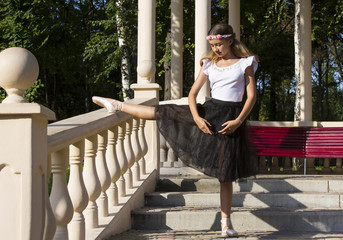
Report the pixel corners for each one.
[200,23,258,66]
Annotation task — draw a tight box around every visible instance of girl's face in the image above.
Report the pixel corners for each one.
[208,38,233,58]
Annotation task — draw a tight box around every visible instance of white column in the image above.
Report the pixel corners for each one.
[229,0,240,41]
[171,0,183,99]
[137,0,155,84]
[195,0,211,99]
[132,0,160,99]
[300,0,312,121]
[294,0,312,121]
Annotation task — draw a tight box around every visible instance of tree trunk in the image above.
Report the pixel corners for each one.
[329,42,343,80]
[293,0,301,171]
[325,59,329,120]
[269,75,276,120]
[116,0,131,101]
[317,58,323,120]
[164,31,171,100]
[294,0,301,121]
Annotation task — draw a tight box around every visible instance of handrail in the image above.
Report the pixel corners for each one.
[48,98,157,154]
[46,97,159,239]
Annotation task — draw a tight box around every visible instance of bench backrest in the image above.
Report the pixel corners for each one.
[248,126,343,158]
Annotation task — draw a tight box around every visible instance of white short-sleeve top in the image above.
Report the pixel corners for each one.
[202,56,258,102]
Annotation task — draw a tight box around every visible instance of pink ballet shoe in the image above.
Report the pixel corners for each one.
[221,218,238,237]
[92,96,123,113]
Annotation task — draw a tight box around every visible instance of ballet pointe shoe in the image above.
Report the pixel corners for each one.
[221,218,238,237]
[92,96,123,113]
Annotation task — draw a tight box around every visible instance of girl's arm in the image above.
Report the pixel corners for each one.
[188,68,214,135]
[218,65,256,135]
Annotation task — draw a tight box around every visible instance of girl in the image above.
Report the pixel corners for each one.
[93,22,258,237]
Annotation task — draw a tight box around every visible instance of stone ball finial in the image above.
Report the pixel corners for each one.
[137,60,156,83]
[0,47,39,103]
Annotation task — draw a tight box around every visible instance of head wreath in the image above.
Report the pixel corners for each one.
[206,34,232,40]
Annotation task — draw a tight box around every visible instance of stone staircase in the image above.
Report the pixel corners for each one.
[108,175,343,239]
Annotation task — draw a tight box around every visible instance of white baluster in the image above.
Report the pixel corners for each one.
[106,126,121,206]
[166,141,177,166]
[138,119,148,175]
[68,141,88,240]
[132,117,143,182]
[124,118,135,188]
[44,155,56,240]
[83,135,101,228]
[160,133,167,167]
[50,148,74,240]
[95,131,111,217]
[117,122,128,197]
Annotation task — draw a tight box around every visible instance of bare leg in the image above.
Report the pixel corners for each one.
[92,96,156,120]
[121,103,155,120]
[220,181,237,236]
[220,182,233,220]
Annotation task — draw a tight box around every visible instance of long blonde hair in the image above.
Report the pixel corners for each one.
[200,23,257,66]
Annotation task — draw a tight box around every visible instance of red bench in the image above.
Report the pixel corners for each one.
[247,126,343,173]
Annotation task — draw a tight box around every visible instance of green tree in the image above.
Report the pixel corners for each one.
[241,0,295,121]
[312,0,343,120]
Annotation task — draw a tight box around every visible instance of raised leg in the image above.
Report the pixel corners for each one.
[92,96,156,120]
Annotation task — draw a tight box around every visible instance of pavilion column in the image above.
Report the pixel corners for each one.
[229,0,240,41]
[299,0,312,121]
[132,0,160,99]
[294,0,312,121]
[194,0,211,100]
[131,0,160,179]
[171,0,183,99]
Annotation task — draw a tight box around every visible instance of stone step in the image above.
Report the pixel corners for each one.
[131,206,343,233]
[156,175,343,193]
[107,229,343,240]
[145,192,342,209]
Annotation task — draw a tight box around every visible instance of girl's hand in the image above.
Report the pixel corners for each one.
[218,119,242,135]
[194,116,214,135]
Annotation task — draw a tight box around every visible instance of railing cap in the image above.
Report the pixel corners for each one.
[0,103,55,120]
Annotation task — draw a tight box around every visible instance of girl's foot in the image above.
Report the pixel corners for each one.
[92,96,123,113]
[221,218,238,237]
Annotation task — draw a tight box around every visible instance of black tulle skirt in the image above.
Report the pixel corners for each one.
[155,98,257,182]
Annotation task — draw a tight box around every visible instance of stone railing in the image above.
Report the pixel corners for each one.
[0,47,159,240]
[47,98,159,240]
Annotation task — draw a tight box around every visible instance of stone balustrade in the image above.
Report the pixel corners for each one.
[0,47,159,240]
[47,102,158,239]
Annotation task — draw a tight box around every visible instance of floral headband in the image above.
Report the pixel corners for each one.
[206,34,232,40]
